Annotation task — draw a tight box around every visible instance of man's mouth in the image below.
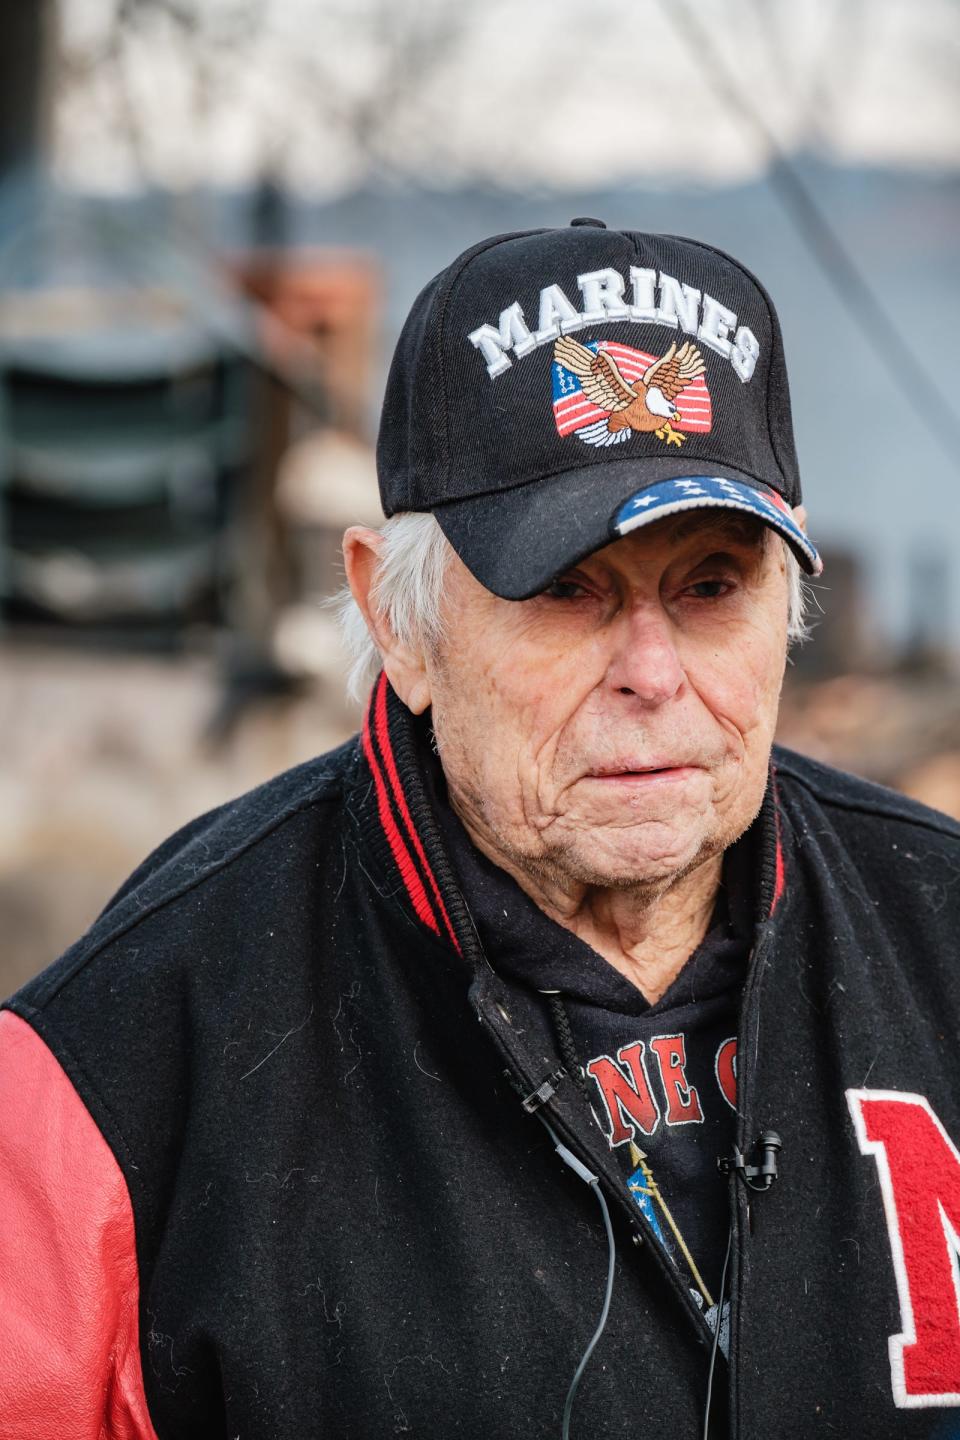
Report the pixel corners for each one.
[586,762,701,783]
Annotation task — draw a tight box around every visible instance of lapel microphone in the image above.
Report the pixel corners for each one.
[718,1131,782,1192]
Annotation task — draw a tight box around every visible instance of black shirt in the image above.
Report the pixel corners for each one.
[431,758,758,1307]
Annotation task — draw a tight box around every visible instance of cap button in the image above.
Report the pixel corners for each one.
[569,217,606,228]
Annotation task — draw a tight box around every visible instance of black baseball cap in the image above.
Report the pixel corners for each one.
[377,220,821,599]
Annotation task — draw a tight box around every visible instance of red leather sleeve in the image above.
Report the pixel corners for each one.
[0,1010,159,1440]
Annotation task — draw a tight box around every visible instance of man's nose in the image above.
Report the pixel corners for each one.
[605,606,685,705]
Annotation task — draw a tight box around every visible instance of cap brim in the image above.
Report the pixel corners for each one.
[433,457,821,600]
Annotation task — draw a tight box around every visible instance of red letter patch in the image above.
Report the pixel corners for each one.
[848,1088,960,1408]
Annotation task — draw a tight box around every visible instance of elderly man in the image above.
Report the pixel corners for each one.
[2,223,959,1440]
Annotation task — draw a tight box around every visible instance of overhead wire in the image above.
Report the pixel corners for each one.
[659,0,960,473]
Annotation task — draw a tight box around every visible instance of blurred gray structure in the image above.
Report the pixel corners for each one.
[0,188,255,640]
[0,1,53,180]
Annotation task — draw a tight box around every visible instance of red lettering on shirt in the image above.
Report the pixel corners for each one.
[649,1034,704,1126]
[715,1037,737,1110]
[586,1042,660,1147]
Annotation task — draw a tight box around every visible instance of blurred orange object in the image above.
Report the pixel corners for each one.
[229,250,380,436]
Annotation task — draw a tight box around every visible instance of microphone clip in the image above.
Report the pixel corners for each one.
[718,1131,782,1192]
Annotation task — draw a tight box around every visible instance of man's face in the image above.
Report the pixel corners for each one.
[424,512,791,896]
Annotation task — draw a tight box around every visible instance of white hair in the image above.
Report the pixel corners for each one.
[336,511,811,702]
[336,513,451,702]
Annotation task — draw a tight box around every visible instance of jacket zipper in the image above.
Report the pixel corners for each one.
[725,916,777,1440]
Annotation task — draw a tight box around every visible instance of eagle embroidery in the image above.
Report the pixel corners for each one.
[553,336,706,448]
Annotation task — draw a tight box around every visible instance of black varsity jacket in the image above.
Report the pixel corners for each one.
[2,671,960,1440]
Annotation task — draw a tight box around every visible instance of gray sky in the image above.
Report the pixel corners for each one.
[53,0,960,194]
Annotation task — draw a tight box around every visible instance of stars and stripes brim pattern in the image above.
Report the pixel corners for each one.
[614,475,823,576]
[552,339,713,441]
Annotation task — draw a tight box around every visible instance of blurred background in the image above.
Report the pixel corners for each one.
[1,0,958,992]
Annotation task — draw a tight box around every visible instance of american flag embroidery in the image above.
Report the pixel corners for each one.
[552,338,712,449]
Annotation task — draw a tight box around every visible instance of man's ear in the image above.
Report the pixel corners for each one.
[792,504,808,533]
[342,527,432,714]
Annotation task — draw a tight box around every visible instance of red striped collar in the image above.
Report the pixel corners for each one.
[361,672,461,953]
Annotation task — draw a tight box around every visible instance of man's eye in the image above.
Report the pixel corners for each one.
[544,578,589,600]
[687,579,731,599]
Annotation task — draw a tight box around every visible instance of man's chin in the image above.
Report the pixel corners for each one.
[537,829,718,894]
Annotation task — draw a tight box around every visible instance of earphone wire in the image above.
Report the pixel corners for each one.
[538,1115,618,1440]
[701,1221,733,1440]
